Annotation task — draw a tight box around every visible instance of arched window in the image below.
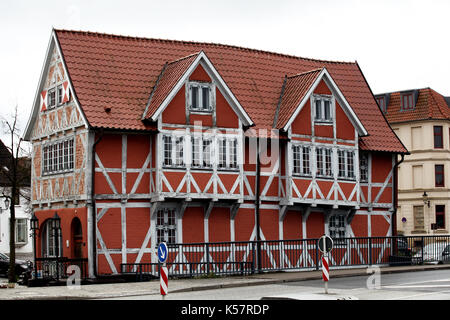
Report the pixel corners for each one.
[41,219,62,257]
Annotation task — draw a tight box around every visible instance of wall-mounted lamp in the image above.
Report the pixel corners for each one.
[422,191,430,208]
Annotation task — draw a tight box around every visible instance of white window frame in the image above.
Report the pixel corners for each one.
[156,207,178,244]
[188,81,214,113]
[316,147,333,178]
[162,133,185,168]
[47,88,56,109]
[217,135,238,171]
[313,94,333,123]
[337,149,355,180]
[292,144,311,176]
[191,134,214,169]
[329,214,347,244]
[14,218,28,245]
[42,137,75,175]
[359,153,369,183]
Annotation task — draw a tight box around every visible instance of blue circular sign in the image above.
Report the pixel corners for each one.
[158,242,168,263]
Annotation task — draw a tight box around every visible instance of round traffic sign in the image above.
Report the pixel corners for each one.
[158,242,168,263]
[318,235,333,253]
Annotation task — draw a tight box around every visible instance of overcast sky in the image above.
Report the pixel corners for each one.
[1,0,449,145]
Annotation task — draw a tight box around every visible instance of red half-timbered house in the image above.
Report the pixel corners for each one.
[24,29,407,277]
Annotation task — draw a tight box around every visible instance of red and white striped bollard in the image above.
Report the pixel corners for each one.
[322,255,329,294]
[160,265,168,299]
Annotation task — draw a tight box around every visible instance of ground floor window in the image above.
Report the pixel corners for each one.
[156,208,177,244]
[329,214,346,243]
[435,205,446,229]
[15,218,28,244]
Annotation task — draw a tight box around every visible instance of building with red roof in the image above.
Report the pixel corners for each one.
[24,29,406,277]
[375,88,450,236]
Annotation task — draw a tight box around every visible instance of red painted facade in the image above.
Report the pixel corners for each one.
[25,30,406,277]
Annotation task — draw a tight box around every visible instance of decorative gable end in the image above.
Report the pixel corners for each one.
[142,51,254,127]
[278,68,368,137]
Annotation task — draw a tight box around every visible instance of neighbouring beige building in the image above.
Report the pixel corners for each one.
[375,88,450,236]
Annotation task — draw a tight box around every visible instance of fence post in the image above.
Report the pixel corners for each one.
[315,240,319,271]
[368,237,372,266]
[206,244,210,275]
[421,236,424,265]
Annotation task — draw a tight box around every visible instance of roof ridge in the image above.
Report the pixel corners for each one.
[54,29,356,65]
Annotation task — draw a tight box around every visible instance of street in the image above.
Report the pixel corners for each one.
[102,270,450,300]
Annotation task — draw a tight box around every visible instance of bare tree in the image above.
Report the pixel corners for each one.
[0,105,31,285]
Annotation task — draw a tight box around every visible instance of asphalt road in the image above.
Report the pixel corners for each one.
[104,269,450,300]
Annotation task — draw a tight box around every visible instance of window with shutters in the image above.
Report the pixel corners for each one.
[47,88,56,109]
[189,81,213,112]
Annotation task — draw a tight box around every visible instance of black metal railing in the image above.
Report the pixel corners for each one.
[34,257,88,282]
[120,235,450,280]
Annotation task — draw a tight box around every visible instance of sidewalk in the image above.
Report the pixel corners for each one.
[0,264,449,300]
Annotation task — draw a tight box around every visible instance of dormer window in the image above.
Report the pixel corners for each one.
[189,81,213,112]
[376,96,386,112]
[313,95,333,123]
[401,93,414,110]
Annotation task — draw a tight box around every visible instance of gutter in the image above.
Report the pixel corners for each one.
[392,153,405,236]
[90,128,104,278]
[255,137,262,272]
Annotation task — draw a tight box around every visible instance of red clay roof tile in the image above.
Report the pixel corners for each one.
[55,29,406,153]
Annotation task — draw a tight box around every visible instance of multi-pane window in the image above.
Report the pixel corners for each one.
[435,164,445,187]
[47,88,56,109]
[163,134,237,170]
[191,136,213,169]
[314,95,332,122]
[42,138,74,175]
[434,126,443,149]
[57,85,63,105]
[189,82,213,112]
[329,214,346,243]
[316,147,333,178]
[15,218,28,244]
[359,153,369,182]
[435,205,446,229]
[156,208,177,244]
[338,150,355,180]
[401,93,414,110]
[292,145,311,176]
[163,135,185,167]
[218,137,238,170]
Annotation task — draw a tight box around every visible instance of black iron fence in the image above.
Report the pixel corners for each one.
[120,235,450,280]
[34,257,88,282]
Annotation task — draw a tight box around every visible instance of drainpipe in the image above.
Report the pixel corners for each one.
[255,137,262,272]
[392,153,405,237]
[90,128,104,278]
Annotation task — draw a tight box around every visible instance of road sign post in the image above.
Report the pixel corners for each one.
[158,242,168,300]
[318,235,333,294]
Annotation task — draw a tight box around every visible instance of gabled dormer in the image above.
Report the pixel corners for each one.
[142,50,253,128]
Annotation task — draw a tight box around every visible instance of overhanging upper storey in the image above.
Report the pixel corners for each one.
[142,51,254,127]
[274,67,368,137]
